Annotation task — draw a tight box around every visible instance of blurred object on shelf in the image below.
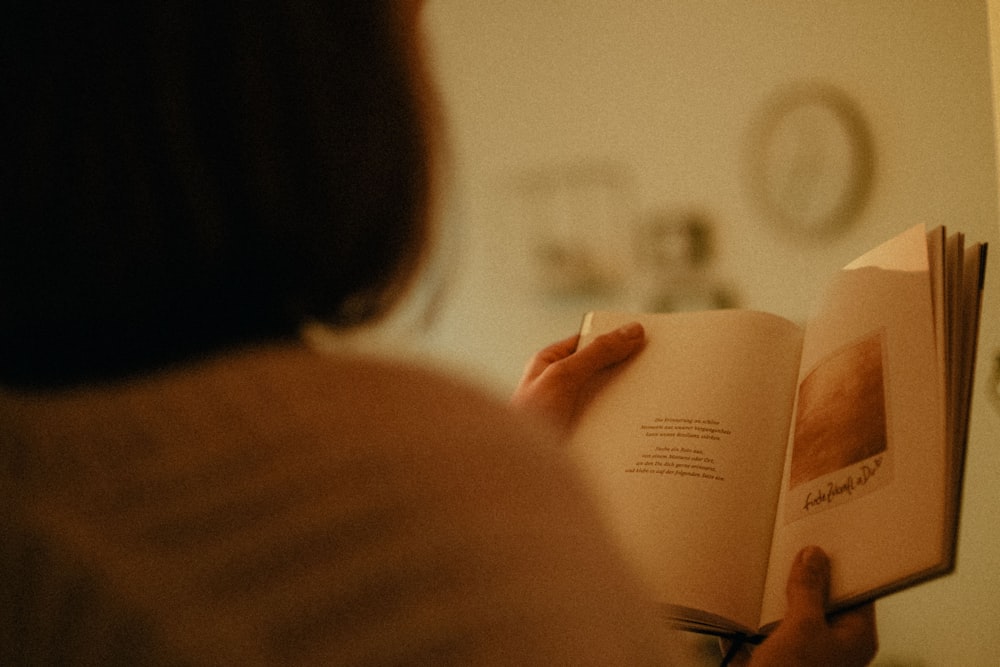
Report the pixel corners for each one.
[514,162,635,300]
[632,209,739,313]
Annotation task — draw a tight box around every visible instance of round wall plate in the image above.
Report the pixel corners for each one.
[745,83,875,240]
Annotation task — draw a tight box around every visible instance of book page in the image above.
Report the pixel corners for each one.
[946,242,987,546]
[570,310,804,632]
[954,242,987,458]
[761,224,948,628]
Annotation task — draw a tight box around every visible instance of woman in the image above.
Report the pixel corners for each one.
[1,2,875,664]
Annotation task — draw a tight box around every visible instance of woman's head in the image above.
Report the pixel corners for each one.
[2,2,436,388]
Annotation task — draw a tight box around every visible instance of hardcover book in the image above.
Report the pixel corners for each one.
[569,224,988,638]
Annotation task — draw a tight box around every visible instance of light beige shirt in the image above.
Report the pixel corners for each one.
[1,344,675,665]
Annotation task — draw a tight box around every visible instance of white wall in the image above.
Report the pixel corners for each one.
[403,2,999,664]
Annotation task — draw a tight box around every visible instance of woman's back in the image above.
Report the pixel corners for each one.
[1,344,670,664]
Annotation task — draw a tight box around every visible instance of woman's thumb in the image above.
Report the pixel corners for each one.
[785,546,831,624]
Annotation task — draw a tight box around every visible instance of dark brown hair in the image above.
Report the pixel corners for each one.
[2,2,433,388]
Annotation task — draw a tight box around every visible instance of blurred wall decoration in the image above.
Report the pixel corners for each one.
[744,82,876,241]
[514,162,737,313]
[633,209,738,313]
[514,162,635,300]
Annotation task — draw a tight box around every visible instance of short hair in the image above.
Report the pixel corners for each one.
[1,2,433,389]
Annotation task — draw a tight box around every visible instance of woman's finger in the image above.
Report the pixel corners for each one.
[519,335,580,383]
[547,323,644,385]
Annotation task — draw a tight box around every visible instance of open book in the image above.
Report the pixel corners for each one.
[569,224,987,638]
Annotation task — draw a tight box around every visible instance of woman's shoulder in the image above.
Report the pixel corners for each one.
[0,342,545,486]
[211,342,548,450]
[1,342,675,665]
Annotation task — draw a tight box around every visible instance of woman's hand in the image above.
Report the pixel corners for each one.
[730,546,878,667]
[510,322,644,435]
